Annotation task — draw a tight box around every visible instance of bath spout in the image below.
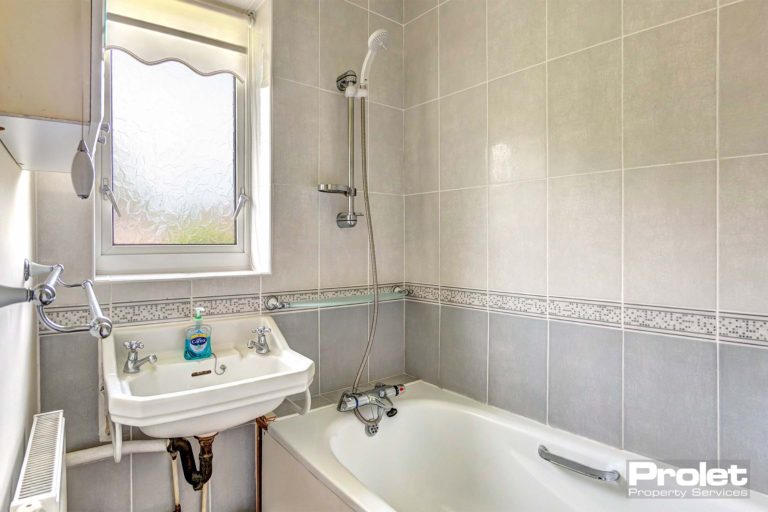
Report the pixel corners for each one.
[167,434,217,491]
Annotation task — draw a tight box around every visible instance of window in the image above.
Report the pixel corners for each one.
[95,0,270,279]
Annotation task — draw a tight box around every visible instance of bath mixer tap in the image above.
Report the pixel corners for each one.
[122,340,157,374]
[247,326,271,354]
[338,384,405,436]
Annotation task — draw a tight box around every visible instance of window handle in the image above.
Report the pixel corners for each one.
[232,187,250,219]
[100,179,122,217]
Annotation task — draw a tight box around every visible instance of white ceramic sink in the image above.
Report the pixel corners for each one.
[101,314,314,438]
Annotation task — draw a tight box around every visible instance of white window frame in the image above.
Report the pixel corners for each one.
[95,49,253,279]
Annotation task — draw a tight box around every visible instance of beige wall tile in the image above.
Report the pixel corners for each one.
[624,161,716,309]
[192,275,260,298]
[440,188,487,290]
[489,180,547,295]
[440,85,487,189]
[488,0,546,79]
[405,9,439,107]
[112,280,190,303]
[273,79,318,187]
[319,0,368,92]
[623,13,716,168]
[547,0,621,58]
[549,171,622,300]
[370,194,404,284]
[369,15,404,108]
[488,64,547,183]
[369,103,404,194]
[405,101,439,193]
[548,41,621,177]
[405,193,439,284]
[273,0,319,86]
[405,0,437,23]
[720,0,768,157]
[623,0,714,34]
[720,155,768,314]
[262,186,319,293]
[370,0,403,22]
[318,193,368,288]
[439,0,487,95]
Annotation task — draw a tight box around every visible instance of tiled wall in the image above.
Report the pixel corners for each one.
[0,147,37,510]
[402,0,768,493]
[35,1,408,510]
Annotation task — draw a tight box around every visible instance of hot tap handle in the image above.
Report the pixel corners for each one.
[252,326,272,335]
[123,340,144,351]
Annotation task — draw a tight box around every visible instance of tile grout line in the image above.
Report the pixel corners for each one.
[544,0,551,427]
[436,1,442,387]
[316,0,323,394]
[484,0,490,405]
[620,0,626,452]
[715,1,722,465]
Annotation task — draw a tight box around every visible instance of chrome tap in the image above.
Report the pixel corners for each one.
[122,340,157,374]
[247,326,271,354]
[337,383,405,436]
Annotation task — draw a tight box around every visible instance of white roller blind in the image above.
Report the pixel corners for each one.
[106,0,248,80]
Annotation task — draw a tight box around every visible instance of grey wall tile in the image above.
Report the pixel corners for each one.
[319,0,367,92]
[548,41,621,177]
[440,188,488,290]
[369,103,404,194]
[370,301,405,380]
[489,180,547,295]
[40,333,101,451]
[371,0,403,22]
[624,161,716,310]
[405,301,440,384]
[371,194,404,284]
[262,185,319,293]
[623,0,714,34]
[211,424,256,512]
[133,451,202,512]
[272,78,318,187]
[405,193,439,285]
[369,15,404,108]
[720,344,768,494]
[273,310,320,396]
[404,101,439,194]
[488,313,547,422]
[439,0,486,95]
[487,0,546,79]
[68,458,130,512]
[548,171,622,301]
[405,9,438,107]
[273,0,319,86]
[440,85,488,190]
[720,155,768,314]
[319,305,369,392]
[624,332,717,462]
[720,0,768,157]
[440,306,488,402]
[548,321,622,446]
[488,64,547,183]
[547,0,621,58]
[623,12,717,168]
[405,0,437,23]
[318,193,368,288]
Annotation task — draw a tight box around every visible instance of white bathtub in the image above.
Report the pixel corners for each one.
[266,381,768,512]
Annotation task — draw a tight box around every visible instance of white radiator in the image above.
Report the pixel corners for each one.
[11,410,67,512]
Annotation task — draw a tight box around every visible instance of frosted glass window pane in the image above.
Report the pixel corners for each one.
[110,50,236,245]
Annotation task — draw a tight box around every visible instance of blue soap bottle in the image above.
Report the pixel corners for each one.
[184,307,212,360]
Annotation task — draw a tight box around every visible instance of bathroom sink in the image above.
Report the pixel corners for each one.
[101,314,314,438]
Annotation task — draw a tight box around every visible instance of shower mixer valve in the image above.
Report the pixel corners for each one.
[337,383,405,435]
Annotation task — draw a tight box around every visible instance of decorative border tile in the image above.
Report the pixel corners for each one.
[112,300,191,325]
[720,312,768,346]
[439,287,487,309]
[405,283,440,303]
[624,304,717,340]
[488,291,548,317]
[549,297,622,326]
[194,295,261,317]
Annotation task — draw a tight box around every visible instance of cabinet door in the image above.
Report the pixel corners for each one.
[0,0,90,122]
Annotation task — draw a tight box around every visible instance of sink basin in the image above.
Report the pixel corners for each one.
[101,314,314,438]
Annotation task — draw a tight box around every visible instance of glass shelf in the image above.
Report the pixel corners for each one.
[265,289,408,311]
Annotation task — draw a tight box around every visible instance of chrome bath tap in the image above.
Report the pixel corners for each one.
[122,340,157,374]
[247,326,271,354]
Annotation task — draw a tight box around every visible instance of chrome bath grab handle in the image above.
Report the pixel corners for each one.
[538,445,620,482]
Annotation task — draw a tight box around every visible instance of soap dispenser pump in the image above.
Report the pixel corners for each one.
[184,307,212,360]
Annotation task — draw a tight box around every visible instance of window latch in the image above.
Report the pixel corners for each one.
[232,187,250,219]
[100,178,122,217]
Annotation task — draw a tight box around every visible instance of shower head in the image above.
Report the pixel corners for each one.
[360,29,390,87]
